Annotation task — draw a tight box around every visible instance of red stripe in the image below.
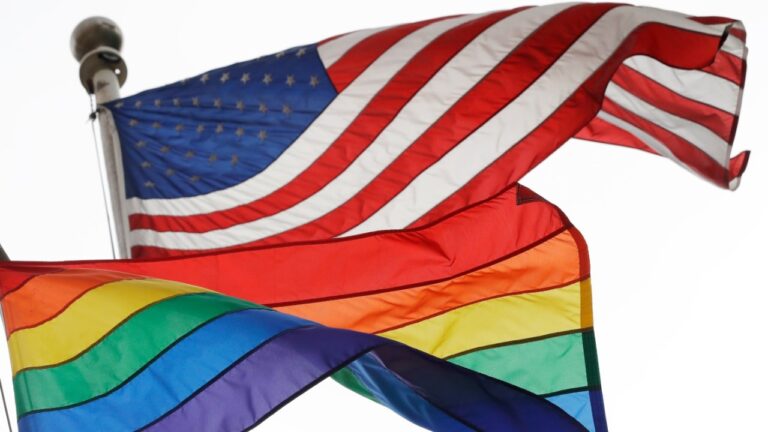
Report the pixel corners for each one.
[5,185,569,305]
[688,16,737,25]
[574,115,658,154]
[611,64,736,141]
[409,22,730,227]
[128,10,523,235]
[730,28,747,42]
[0,265,61,299]
[667,17,747,82]
[601,97,727,184]
[326,15,454,92]
[701,50,745,86]
[251,3,618,244]
[728,150,749,181]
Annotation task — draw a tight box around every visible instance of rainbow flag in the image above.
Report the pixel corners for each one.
[2,184,604,431]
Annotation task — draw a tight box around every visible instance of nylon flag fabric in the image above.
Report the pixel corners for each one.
[104,3,748,258]
[0,3,751,432]
[3,184,605,431]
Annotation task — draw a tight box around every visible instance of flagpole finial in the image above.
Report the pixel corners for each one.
[71,16,127,94]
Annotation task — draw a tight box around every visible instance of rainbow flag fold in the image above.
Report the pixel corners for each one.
[1,184,605,431]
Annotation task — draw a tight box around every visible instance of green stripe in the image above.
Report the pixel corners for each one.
[582,329,602,388]
[14,292,261,416]
[332,367,377,402]
[448,331,590,395]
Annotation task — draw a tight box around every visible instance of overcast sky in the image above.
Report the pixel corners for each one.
[1,1,766,431]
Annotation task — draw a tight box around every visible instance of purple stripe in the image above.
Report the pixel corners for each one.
[144,326,378,431]
[144,325,586,432]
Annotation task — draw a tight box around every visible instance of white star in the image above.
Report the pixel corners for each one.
[196,124,205,133]
[285,75,295,87]
[296,47,307,58]
[282,104,292,115]
[213,98,222,108]
[185,150,195,158]
[144,180,155,188]
[134,100,143,108]
[189,175,200,183]
[165,168,175,177]
[160,145,170,153]
[192,97,200,107]
[200,73,210,84]
[236,100,245,111]
[258,102,268,113]
[135,140,146,148]
[154,99,162,107]
[175,124,184,132]
[275,51,286,59]
[140,161,151,169]
[231,154,239,166]
[309,75,320,88]
[173,98,181,107]
[152,121,162,129]
[262,73,273,85]
[220,72,230,83]
[115,102,124,109]
[235,127,244,138]
[258,130,268,141]
[241,73,251,84]
[215,124,224,134]
[129,119,138,127]
[208,153,218,162]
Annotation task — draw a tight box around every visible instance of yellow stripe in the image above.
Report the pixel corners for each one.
[580,278,594,328]
[380,280,585,358]
[8,279,206,375]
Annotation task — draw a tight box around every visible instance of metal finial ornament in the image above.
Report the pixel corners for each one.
[70,16,127,94]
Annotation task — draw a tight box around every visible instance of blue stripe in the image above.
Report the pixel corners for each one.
[345,353,472,432]
[547,390,596,432]
[19,309,312,432]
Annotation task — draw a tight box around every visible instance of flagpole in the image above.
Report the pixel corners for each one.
[71,17,131,259]
[0,245,14,432]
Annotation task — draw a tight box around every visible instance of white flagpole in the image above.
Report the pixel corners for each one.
[71,17,131,259]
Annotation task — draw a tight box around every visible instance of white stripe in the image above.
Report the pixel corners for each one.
[597,110,741,190]
[127,14,475,218]
[344,6,723,236]
[721,32,746,58]
[129,5,572,249]
[595,110,692,173]
[702,20,745,34]
[728,176,741,191]
[605,82,729,164]
[317,26,391,68]
[622,56,741,114]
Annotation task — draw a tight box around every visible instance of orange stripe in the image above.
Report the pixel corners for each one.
[1,269,138,337]
[276,231,580,333]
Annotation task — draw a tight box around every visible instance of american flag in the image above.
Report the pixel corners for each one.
[106,3,748,258]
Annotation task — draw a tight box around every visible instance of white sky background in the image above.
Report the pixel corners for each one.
[0,1,766,431]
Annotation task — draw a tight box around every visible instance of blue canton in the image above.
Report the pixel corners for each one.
[107,45,337,199]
